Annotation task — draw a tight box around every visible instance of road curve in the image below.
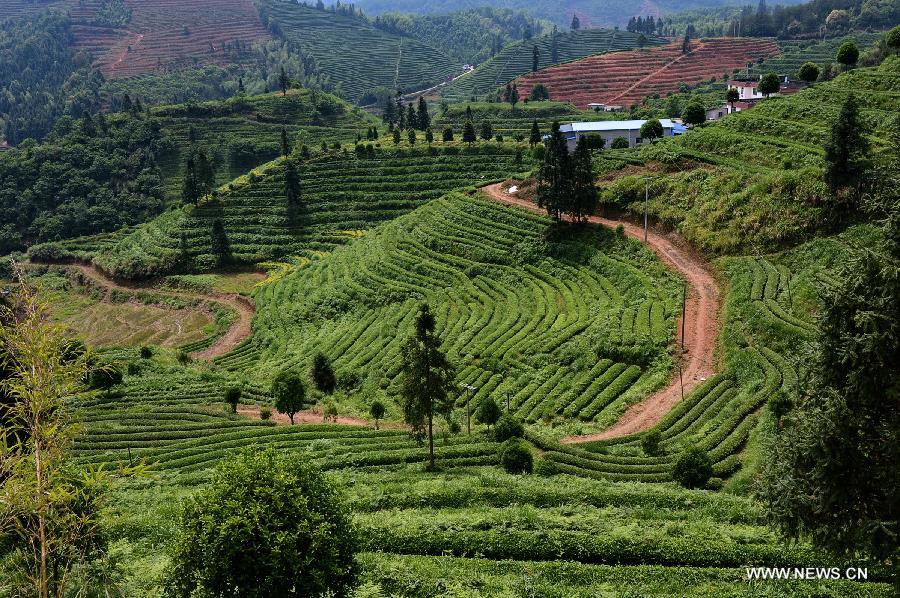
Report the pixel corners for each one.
[65,263,254,361]
[480,183,721,442]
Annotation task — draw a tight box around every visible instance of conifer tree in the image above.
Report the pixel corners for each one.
[425,128,433,144]
[195,150,215,197]
[279,67,289,96]
[570,136,597,221]
[417,96,430,130]
[463,120,476,145]
[181,156,201,205]
[210,219,231,266]
[824,93,869,197]
[406,103,417,130]
[480,120,493,140]
[532,44,540,72]
[285,159,301,205]
[280,127,291,156]
[537,121,571,221]
[571,14,580,30]
[509,84,519,107]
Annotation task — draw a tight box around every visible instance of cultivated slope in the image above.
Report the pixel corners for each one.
[441,28,664,103]
[516,37,780,108]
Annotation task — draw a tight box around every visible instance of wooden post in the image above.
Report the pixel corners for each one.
[679,366,684,402]
[466,391,471,435]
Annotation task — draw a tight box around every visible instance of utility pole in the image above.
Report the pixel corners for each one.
[681,282,687,352]
[679,365,684,402]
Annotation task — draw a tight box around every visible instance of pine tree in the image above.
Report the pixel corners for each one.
[406,103,417,130]
[407,128,416,145]
[532,44,540,72]
[465,105,473,121]
[550,25,559,63]
[529,120,541,147]
[425,128,433,144]
[210,219,231,266]
[280,127,291,156]
[383,95,396,124]
[571,14,581,30]
[396,94,405,130]
[537,121,571,222]
[181,156,201,205]
[279,67,289,96]
[569,136,596,222]
[195,150,215,197]
[824,93,869,197]
[285,159,301,205]
[417,96,430,130]
[237,77,245,95]
[400,304,456,470]
[392,128,401,145]
[463,120,476,145]
[480,120,493,141]
[509,84,519,107]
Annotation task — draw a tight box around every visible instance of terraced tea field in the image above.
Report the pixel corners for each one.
[226,192,681,431]
[258,0,461,102]
[441,28,663,103]
[516,37,780,108]
[152,89,378,200]
[63,0,271,78]
[92,146,530,279]
[432,101,602,139]
[749,33,885,78]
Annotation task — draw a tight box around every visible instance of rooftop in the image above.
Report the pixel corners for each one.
[560,119,675,133]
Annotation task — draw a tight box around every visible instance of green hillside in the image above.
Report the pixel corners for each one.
[599,55,900,254]
[433,100,611,139]
[441,28,664,103]
[747,33,885,78]
[87,145,529,278]
[257,0,462,102]
[151,88,378,201]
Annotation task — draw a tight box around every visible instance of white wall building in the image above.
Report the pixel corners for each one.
[558,119,676,150]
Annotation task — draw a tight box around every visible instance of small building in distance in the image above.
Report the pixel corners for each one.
[727,75,803,101]
[558,119,676,150]
[588,103,625,112]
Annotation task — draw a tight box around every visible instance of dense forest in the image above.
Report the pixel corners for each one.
[371,7,549,64]
[0,12,103,145]
[0,110,169,254]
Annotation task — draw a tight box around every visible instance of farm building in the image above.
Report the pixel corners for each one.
[727,75,803,100]
[558,119,676,150]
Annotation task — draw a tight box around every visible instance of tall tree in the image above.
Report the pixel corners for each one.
[639,118,664,143]
[406,103,417,131]
[416,96,430,130]
[532,44,540,72]
[550,25,559,62]
[824,93,869,197]
[383,95,396,125]
[400,304,456,470]
[462,120,476,145]
[480,120,493,141]
[569,135,597,221]
[210,219,231,266]
[758,72,780,97]
[570,14,581,30]
[280,127,291,157]
[181,156,201,205]
[536,121,571,222]
[508,83,519,107]
[195,150,215,197]
[278,67,289,96]
[758,212,899,563]
[396,94,405,130]
[284,159,301,206]
[0,281,107,598]
[529,120,541,147]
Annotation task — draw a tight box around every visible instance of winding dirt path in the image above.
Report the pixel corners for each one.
[480,183,720,442]
[63,263,254,361]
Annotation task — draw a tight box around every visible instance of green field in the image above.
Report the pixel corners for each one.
[258,0,462,102]
[747,33,885,78]
[432,100,605,138]
[441,28,664,103]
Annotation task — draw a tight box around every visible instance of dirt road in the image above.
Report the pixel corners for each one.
[67,263,254,361]
[480,183,720,442]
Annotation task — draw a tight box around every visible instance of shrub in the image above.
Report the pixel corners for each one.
[139,346,153,359]
[176,351,191,365]
[611,137,629,149]
[311,353,336,394]
[369,399,386,429]
[500,439,533,474]
[475,396,502,427]
[533,457,556,476]
[641,429,662,456]
[224,386,242,414]
[796,62,820,83]
[164,449,358,597]
[494,414,524,442]
[337,371,362,391]
[88,363,123,396]
[259,406,272,420]
[836,41,859,66]
[672,446,713,489]
[768,391,793,424]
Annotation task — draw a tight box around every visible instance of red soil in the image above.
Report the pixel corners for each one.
[480,183,721,442]
[516,38,780,109]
